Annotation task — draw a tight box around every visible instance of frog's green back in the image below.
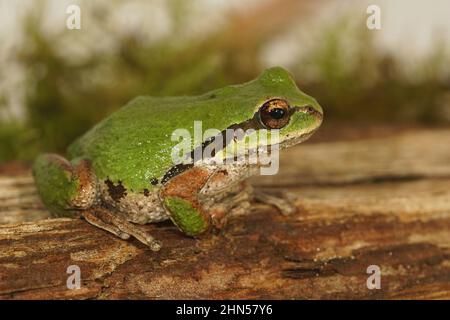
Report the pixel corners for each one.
[68,67,317,192]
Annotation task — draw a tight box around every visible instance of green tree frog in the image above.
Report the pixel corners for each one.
[33,67,323,251]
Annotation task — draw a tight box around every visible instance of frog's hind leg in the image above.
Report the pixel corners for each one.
[33,154,162,251]
[83,208,162,251]
[33,154,99,217]
[82,209,130,240]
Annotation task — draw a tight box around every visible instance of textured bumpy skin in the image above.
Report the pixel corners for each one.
[67,67,322,193]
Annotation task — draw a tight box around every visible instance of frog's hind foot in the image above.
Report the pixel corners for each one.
[32,154,99,217]
[83,208,162,251]
[253,189,297,216]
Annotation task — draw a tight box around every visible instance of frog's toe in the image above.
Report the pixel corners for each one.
[149,240,162,252]
[254,190,298,216]
[83,210,130,240]
[83,207,162,251]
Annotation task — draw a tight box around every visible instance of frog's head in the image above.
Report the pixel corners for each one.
[193,67,323,163]
[237,67,323,150]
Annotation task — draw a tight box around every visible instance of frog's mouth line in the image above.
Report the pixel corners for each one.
[161,106,322,184]
[279,127,319,149]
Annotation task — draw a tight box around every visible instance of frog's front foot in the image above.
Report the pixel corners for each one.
[253,190,297,216]
[83,208,162,251]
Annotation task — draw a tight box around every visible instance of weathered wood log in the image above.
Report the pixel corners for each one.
[0,128,449,299]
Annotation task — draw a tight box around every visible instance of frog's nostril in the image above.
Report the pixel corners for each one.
[298,105,314,113]
[295,105,321,117]
[298,105,323,120]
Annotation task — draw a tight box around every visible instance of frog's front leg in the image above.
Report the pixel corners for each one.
[253,189,297,216]
[161,166,257,236]
[160,167,214,237]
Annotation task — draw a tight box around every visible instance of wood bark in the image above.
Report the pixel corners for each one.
[0,128,449,299]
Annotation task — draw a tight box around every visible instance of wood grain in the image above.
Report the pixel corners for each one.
[0,128,449,299]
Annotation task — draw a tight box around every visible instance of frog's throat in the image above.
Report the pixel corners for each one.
[161,105,322,184]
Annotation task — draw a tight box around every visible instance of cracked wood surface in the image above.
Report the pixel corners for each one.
[0,128,449,299]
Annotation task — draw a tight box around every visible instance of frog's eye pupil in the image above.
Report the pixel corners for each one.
[269,108,285,119]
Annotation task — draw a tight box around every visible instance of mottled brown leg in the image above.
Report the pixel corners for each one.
[83,210,130,240]
[83,208,162,251]
[33,154,99,217]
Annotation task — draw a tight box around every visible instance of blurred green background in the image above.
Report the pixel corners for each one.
[0,0,449,163]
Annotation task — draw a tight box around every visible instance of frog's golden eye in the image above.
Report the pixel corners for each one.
[259,99,290,129]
